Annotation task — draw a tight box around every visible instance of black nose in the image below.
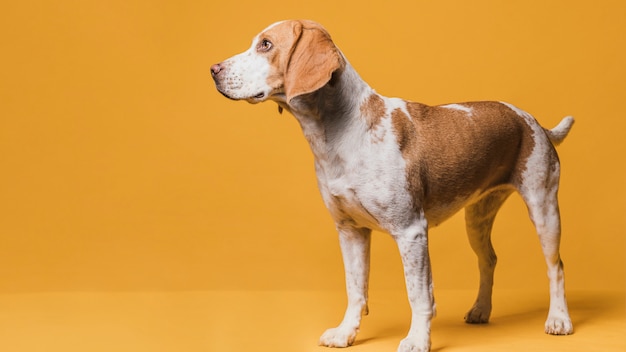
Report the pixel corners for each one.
[211,63,222,77]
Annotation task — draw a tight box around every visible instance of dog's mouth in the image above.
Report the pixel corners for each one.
[214,85,260,102]
[213,79,271,103]
[242,92,267,104]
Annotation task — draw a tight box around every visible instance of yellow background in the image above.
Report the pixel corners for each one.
[1,1,625,351]
[1,0,624,293]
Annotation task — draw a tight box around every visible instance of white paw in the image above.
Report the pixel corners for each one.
[545,316,574,335]
[319,326,358,348]
[464,304,491,324]
[398,336,430,352]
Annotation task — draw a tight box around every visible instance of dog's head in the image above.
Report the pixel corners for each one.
[211,20,345,105]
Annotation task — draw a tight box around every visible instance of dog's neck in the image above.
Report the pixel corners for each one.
[289,58,372,117]
[282,59,376,161]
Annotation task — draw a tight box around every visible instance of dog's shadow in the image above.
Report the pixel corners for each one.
[354,291,624,350]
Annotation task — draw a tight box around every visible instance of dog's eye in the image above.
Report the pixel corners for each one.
[258,39,273,52]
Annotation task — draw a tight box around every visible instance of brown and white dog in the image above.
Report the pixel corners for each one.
[211,20,574,352]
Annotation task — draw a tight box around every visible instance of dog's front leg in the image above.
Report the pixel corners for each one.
[394,219,435,352]
[320,227,371,348]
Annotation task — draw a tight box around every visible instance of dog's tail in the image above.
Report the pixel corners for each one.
[544,116,575,146]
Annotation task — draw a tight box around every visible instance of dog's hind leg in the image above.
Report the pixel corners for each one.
[519,153,573,335]
[319,227,372,347]
[463,189,512,324]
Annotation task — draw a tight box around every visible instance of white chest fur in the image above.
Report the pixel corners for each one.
[297,97,417,233]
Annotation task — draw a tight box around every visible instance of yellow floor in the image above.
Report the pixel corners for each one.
[0,289,623,352]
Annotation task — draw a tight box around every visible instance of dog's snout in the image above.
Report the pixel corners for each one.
[211,63,223,78]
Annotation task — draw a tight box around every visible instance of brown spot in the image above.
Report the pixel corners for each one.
[261,21,304,91]
[279,21,345,102]
[497,104,539,187]
[360,94,386,129]
[261,20,344,96]
[391,105,424,209]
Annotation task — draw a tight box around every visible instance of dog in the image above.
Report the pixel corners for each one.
[211,19,574,352]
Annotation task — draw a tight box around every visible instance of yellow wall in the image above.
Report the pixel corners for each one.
[0,0,624,293]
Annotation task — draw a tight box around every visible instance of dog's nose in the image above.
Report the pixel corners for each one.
[211,63,222,77]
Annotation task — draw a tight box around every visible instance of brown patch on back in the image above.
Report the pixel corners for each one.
[360,94,386,129]
[392,101,529,225]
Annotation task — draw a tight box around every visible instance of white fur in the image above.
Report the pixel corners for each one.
[292,64,434,351]
[441,103,473,116]
[311,74,416,234]
[387,97,412,117]
[213,36,273,102]
[499,102,572,335]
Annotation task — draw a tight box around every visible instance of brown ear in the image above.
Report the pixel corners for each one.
[284,23,344,103]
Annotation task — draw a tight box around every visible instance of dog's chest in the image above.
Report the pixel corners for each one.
[312,116,415,231]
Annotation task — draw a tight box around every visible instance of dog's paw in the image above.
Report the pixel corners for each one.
[545,316,574,335]
[319,326,358,348]
[464,304,490,324]
[397,336,430,352]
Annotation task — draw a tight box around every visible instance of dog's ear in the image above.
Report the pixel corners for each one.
[284,22,344,103]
